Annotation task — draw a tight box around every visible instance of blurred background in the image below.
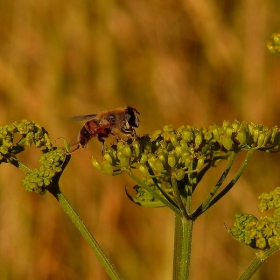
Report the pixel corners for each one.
[0,0,279,279]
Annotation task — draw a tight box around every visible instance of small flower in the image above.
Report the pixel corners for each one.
[22,147,68,195]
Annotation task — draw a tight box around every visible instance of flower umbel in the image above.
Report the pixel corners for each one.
[0,120,52,163]
[229,187,280,250]
[92,121,280,210]
[22,147,69,195]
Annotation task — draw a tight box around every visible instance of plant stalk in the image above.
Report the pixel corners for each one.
[238,246,280,280]
[173,214,194,280]
[49,185,122,280]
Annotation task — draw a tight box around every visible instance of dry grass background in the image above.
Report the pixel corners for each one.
[0,0,280,279]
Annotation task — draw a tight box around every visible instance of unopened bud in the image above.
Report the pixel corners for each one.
[91,158,103,172]
[222,136,233,150]
[119,155,130,168]
[182,129,193,142]
[237,129,247,146]
[196,156,205,171]
[138,164,150,177]
[122,145,132,158]
[170,134,179,147]
[102,161,113,175]
[154,159,164,173]
[168,153,176,168]
[257,132,265,147]
[132,141,141,157]
[195,133,203,148]
[175,169,185,181]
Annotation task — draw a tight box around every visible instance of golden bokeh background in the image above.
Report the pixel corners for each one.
[0,0,280,279]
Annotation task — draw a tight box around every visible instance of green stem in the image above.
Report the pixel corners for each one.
[193,151,236,218]
[208,150,254,209]
[49,185,122,280]
[8,157,32,173]
[128,171,182,216]
[239,246,280,280]
[173,214,194,280]
[171,177,190,219]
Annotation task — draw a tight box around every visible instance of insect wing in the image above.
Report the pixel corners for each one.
[69,133,81,147]
[69,114,98,121]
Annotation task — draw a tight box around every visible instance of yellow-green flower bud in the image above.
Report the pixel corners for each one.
[196,156,205,171]
[175,146,182,156]
[175,169,185,181]
[225,126,233,137]
[132,141,141,157]
[248,123,254,135]
[163,125,174,132]
[102,161,113,175]
[122,145,132,158]
[140,153,148,164]
[271,127,280,145]
[138,164,150,177]
[170,134,179,147]
[91,158,103,172]
[257,132,265,147]
[237,129,247,146]
[168,153,176,168]
[117,150,123,160]
[256,237,267,249]
[103,153,113,164]
[253,127,260,143]
[195,133,203,148]
[179,140,188,150]
[182,129,193,142]
[212,127,220,141]
[162,131,170,141]
[117,141,124,150]
[153,159,164,173]
[232,121,240,132]
[183,154,192,168]
[119,155,130,168]
[148,155,157,170]
[211,125,220,141]
[222,136,233,150]
[263,131,272,146]
[158,151,168,166]
[151,129,162,140]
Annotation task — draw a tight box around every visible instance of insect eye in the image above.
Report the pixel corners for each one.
[125,107,140,127]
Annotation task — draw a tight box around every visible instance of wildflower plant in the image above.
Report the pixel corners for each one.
[2,117,280,280]
[91,120,280,279]
[1,35,280,280]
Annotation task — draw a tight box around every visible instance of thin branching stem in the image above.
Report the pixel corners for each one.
[8,157,32,173]
[207,150,254,209]
[192,151,237,218]
[239,246,280,280]
[171,177,190,219]
[49,185,122,280]
[128,171,182,216]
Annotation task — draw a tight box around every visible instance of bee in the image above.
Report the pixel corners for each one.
[69,106,140,154]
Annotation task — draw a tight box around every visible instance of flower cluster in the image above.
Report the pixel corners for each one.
[22,147,68,195]
[93,121,280,177]
[91,121,280,206]
[0,120,52,163]
[267,33,280,56]
[230,187,280,250]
